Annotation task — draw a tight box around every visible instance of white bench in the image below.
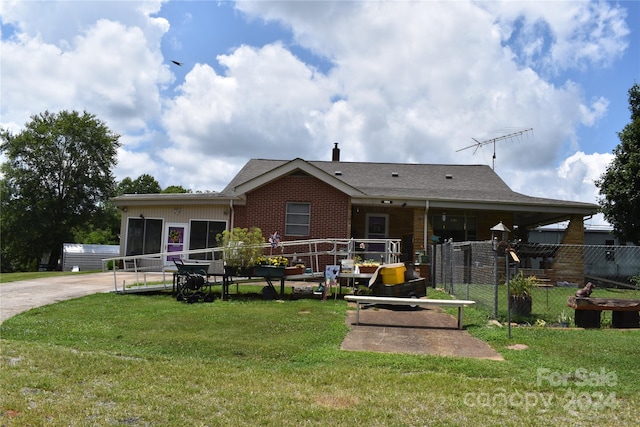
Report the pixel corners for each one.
[344,295,476,329]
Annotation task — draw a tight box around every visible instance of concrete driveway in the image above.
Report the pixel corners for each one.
[0,272,140,324]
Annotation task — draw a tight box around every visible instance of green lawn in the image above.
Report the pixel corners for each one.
[450,282,640,326]
[1,290,638,426]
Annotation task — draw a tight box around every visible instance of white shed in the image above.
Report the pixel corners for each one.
[62,243,120,272]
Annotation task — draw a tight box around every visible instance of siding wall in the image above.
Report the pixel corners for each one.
[118,204,229,256]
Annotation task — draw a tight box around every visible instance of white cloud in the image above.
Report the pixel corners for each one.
[114,147,159,181]
[478,0,629,73]
[162,43,337,163]
[1,5,172,132]
[158,147,240,192]
[1,0,173,185]
[501,150,614,228]
[226,0,626,173]
[1,0,630,206]
[0,0,167,46]
[580,96,609,127]
[506,151,614,215]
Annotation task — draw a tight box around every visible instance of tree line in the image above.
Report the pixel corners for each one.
[0,111,190,272]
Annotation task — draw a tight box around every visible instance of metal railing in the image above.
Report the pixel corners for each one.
[102,238,402,292]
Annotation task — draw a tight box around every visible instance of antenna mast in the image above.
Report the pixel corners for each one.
[457,128,533,169]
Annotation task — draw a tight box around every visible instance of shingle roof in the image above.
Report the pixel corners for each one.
[222,159,597,210]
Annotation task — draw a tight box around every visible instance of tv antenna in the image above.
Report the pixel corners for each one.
[457,128,533,169]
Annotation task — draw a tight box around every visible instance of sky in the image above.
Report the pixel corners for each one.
[1,0,638,229]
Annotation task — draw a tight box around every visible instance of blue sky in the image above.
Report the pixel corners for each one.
[1,1,638,228]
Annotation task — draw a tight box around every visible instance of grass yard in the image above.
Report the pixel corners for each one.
[450,282,640,326]
[1,289,639,426]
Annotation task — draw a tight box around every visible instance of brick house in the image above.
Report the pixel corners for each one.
[112,146,598,273]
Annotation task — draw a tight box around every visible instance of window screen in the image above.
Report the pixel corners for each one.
[189,220,226,260]
[126,218,162,256]
[285,202,310,236]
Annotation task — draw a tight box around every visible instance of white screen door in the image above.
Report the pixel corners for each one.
[165,223,188,266]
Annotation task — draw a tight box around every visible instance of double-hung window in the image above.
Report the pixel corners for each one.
[285,202,310,236]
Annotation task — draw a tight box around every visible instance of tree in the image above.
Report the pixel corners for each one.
[0,110,120,271]
[596,83,640,245]
[162,185,191,194]
[115,174,161,195]
[71,200,121,245]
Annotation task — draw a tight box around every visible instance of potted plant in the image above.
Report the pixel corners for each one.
[558,310,571,327]
[217,227,265,276]
[509,272,535,317]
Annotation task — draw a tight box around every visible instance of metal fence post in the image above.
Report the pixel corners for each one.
[493,240,498,319]
[448,239,454,293]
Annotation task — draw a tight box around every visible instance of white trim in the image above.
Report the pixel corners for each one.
[233,158,365,196]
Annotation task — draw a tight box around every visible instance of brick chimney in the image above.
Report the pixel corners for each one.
[332,143,340,161]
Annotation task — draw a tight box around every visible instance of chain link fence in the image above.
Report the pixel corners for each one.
[432,241,640,324]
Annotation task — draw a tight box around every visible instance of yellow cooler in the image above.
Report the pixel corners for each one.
[380,265,406,285]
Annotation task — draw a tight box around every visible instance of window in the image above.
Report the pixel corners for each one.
[285,202,310,236]
[189,220,226,260]
[126,218,163,256]
[431,214,477,242]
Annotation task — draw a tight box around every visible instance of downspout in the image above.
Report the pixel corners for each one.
[229,199,235,230]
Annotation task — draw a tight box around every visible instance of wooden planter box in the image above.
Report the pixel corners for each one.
[285,266,305,276]
[357,265,378,274]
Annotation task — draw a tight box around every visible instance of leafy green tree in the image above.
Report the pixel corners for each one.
[72,224,117,245]
[116,174,161,195]
[596,83,640,245]
[162,185,191,194]
[71,201,121,245]
[0,110,120,271]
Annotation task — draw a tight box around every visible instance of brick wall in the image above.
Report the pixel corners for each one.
[235,173,350,241]
[549,214,586,285]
